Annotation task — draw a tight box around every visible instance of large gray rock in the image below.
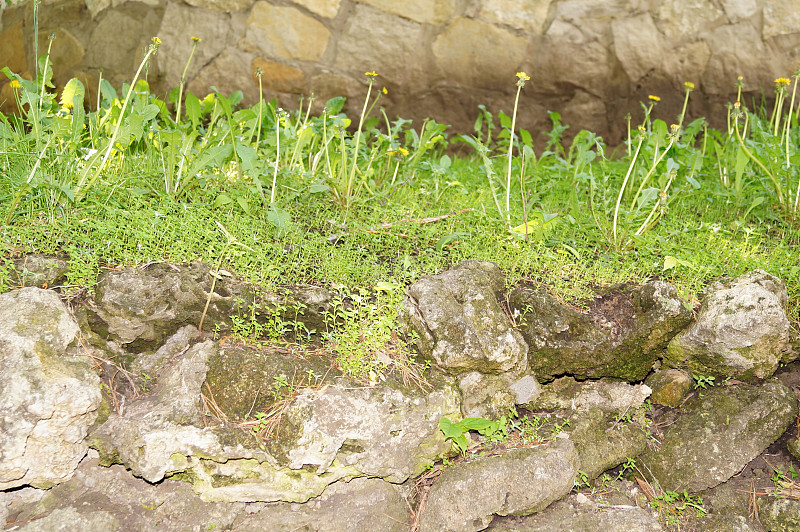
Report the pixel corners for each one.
[232,477,408,531]
[534,377,652,414]
[402,260,528,375]
[0,288,101,490]
[11,455,244,532]
[510,280,691,382]
[664,269,793,382]
[638,380,798,492]
[89,340,460,502]
[489,491,663,531]
[419,438,579,531]
[757,497,800,532]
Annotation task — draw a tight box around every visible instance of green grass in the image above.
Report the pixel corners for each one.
[1,41,799,327]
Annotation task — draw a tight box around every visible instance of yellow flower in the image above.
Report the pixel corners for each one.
[10,79,21,89]
[152,36,161,46]
[670,124,680,134]
[516,72,531,82]
[684,81,695,90]
[191,36,202,43]
[382,87,388,95]
[638,125,646,132]
[365,71,378,77]
[398,147,409,156]
[648,95,661,102]
[775,77,791,86]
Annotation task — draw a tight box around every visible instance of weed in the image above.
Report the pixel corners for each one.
[692,374,716,390]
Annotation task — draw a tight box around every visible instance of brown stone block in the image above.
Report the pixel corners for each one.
[0,20,28,74]
[355,0,456,25]
[243,2,330,61]
[37,28,86,85]
[479,0,553,33]
[335,4,428,85]
[252,58,307,94]
[432,17,528,90]
[187,47,259,105]
[293,0,341,19]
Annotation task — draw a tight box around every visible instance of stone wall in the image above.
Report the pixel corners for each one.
[1,0,800,144]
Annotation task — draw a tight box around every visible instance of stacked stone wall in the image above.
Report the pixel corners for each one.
[1,0,799,143]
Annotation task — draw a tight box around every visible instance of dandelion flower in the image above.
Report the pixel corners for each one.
[152,36,161,46]
[516,72,531,82]
[684,81,695,90]
[365,71,378,77]
[775,77,791,86]
[382,87,388,95]
[648,95,661,102]
[10,79,21,89]
[191,36,202,43]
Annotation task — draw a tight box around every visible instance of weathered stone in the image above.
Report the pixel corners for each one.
[157,3,245,89]
[560,90,608,136]
[757,497,800,532]
[420,439,579,531]
[457,371,518,419]
[89,338,460,502]
[232,477,408,531]
[479,0,553,33]
[653,0,725,42]
[664,269,792,382]
[0,288,101,490]
[612,14,665,82]
[511,280,690,382]
[702,23,770,95]
[789,437,800,462]
[243,2,331,62]
[638,380,798,492]
[86,6,164,82]
[567,407,648,480]
[183,0,254,13]
[489,491,664,531]
[87,262,255,349]
[11,254,69,288]
[292,0,341,19]
[661,40,712,86]
[0,487,45,530]
[432,17,528,90]
[763,0,800,40]
[719,0,758,21]
[535,377,652,414]
[645,368,693,408]
[204,344,340,422]
[11,455,244,532]
[335,4,427,85]
[187,47,259,103]
[84,0,111,18]
[356,0,456,25]
[0,20,26,73]
[252,57,307,94]
[37,27,85,80]
[402,260,528,375]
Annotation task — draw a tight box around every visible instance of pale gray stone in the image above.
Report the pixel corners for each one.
[0,288,101,490]
[419,439,579,531]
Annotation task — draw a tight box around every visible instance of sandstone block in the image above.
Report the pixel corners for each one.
[654,0,725,42]
[719,0,758,21]
[251,57,308,94]
[764,0,800,40]
[702,22,770,94]
[157,3,246,89]
[0,20,27,73]
[293,0,341,19]
[37,28,85,83]
[355,0,456,25]
[243,2,330,61]
[183,0,254,12]
[335,4,427,84]
[479,0,553,33]
[87,7,163,80]
[432,17,528,90]
[188,47,259,103]
[612,13,665,82]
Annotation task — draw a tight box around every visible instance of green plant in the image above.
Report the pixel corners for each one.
[438,415,509,454]
[692,374,716,390]
[650,489,706,526]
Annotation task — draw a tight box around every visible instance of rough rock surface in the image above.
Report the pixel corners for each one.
[89,337,459,502]
[757,497,800,532]
[534,377,652,414]
[489,491,664,531]
[664,269,793,382]
[231,477,409,531]
[510,280,690,381]
[403,260,528,375]
[645,368,693,408]
[0,288,101,490]
[420,438,579,532]
[638,380,798,492]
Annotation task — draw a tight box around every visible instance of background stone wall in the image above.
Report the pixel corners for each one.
[1,0,800,144]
